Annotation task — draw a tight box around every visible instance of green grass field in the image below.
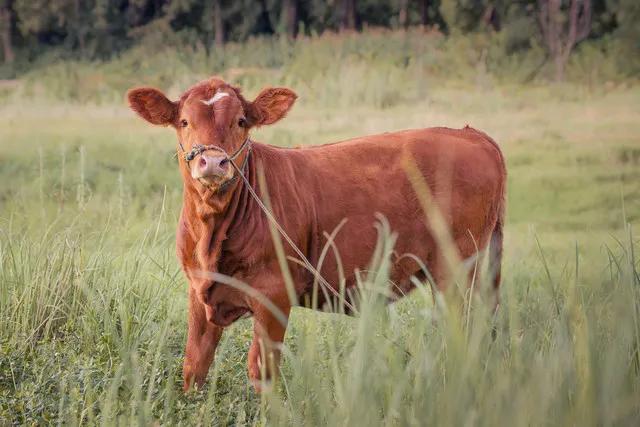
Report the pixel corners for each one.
[1,33,640,425]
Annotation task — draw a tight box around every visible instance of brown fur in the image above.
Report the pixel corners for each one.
[127,77,507,392]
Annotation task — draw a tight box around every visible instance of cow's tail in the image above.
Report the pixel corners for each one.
[487,170,506,314]
[489,206,504,299]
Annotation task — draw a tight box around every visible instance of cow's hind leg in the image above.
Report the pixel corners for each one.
[183,286,225,391]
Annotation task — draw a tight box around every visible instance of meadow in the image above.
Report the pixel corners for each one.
[1,31,639,425]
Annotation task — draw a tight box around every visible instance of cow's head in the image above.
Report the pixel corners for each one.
[127,77,297,193]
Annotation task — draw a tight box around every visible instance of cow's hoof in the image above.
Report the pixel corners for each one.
[183,378,206,392]
[182,367,206,392]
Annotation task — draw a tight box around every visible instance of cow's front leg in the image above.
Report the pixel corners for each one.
[183,286,225,391]
[247,294,292,392]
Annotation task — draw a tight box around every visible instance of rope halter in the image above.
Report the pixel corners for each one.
[178,137,252,192]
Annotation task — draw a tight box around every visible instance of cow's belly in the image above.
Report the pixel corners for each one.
[307,203,492,311]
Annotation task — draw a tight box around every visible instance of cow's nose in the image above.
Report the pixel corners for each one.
[194,154,229,178]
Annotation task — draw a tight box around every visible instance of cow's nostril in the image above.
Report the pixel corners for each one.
[199,157,207,168]
[219,158,229,167]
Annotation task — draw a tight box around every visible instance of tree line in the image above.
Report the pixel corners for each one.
[0,0,638,80]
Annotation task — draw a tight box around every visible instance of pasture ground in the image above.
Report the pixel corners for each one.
[1,76,639,424]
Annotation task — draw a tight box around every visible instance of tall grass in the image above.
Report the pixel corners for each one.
[1,116,639,424]
[1,200,639,424]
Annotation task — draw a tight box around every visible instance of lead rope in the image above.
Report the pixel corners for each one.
[232,158,412,357]
[228,158,357,313]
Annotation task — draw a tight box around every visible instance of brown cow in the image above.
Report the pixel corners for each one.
[127,77,506,392]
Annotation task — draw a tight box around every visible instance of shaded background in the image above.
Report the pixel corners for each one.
[0,0,638,83]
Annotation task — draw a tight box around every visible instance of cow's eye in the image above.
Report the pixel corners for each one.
[181,119,188,128]
[238,117,247,128]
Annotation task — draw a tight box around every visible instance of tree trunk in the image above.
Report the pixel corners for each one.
[399,0,408,29]
[341,0,356,30]
[419,0,429,27]
[281,0,297,38]
[538,0,591,82]
[482,4,500,31]
[0,5,13,64]
[73,0,86,56]
[554,51,565,81]
[213,0,224,47]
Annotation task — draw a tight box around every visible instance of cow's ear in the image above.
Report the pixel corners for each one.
[127,87,177,126]
[247,87,297,127]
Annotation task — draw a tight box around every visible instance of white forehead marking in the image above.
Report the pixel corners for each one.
[202,91,229,106]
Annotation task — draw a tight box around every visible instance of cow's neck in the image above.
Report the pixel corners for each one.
[180,149,267,276]
[181,165,246,276]
[181,145,308,280]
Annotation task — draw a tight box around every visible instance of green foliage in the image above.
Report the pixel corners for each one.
[13,0,128,58]
[0,0,636,83]
[0,29,631,109]
[608,0,640,75]
[439,0,485,33]
[499,1,538,53]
